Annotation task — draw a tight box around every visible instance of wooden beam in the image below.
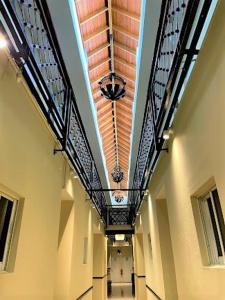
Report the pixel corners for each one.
[115,69,135,82]
[112,6,140,22]
[91,72,108,85]
[117,111,132,123]
[117,117,132,129]
[98,110,112,122]
[89,57,110,72]
[113,25,139,41]
[97,102,111,114]
[84,26,109,42]
[98,105,112,118]
[114,41,136,56]
[88,42,110,59]
[117,101,133,114]
[92,87,101,97]
[95,98,107,108]
[114,56,136,71]
[81,7,108,26]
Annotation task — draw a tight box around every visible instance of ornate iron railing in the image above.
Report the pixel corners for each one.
[130,0,213,216]
[0,0,106,218]
[106,205,134,226]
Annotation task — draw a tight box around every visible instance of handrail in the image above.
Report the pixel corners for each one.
[0,0,106,220]
[130,0,213,218]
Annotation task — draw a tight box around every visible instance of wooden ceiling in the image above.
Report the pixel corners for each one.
[75,0,141,195]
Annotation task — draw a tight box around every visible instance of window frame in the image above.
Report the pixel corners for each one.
[0,194,18,272]
[198,186,225,266]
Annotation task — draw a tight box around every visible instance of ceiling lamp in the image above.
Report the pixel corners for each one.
[111,165,124,183]
[99,73,126,101]
[0,35,7,49]
[115,195,124,203]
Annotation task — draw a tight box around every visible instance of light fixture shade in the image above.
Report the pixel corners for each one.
[111,165,124,183]
[99,73,126,101]
[115,195,124,203]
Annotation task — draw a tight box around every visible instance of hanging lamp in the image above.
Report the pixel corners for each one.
[99,73,126,101]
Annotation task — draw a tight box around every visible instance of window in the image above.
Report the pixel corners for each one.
[198,187,225,265]
[0,195,18,272]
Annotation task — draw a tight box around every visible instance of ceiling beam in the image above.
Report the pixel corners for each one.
[117,110,132,123]
[95,98,107,109]
[88,42,110,59]
[114,56,136,71]
[98,110,112,122]
[97,101,111,113]
[91,72,108,85]
[115,69,135,82]
[80,7,108,26]
[117,124,131,136]
[84,26,109,43]
[89,58,111,72]
[112,6,140,22]
[113,25,139,42]
[92,87,101,97]
[116,101,133,114]
[114,41,136,56]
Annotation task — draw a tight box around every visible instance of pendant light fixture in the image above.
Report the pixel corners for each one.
[99,73,126,101]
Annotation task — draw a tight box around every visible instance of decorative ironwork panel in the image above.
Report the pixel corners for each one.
[11,0,66,121]
[152,0,189,122]
[108,206,132,225]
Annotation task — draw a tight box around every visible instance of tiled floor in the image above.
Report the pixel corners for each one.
[109,283,134,299]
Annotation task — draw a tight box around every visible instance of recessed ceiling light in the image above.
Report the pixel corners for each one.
[115,234,125,241]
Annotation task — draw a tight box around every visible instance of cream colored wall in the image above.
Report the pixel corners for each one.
[133,223,147,300]
[92,234,107,300]
[141,2,225,299]
[54,168,105,300]
[0,51,62,300]
[0,49,106,300]
[140,200,165,300]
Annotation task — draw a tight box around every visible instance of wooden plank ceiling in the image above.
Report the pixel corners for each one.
[75,0,141,197]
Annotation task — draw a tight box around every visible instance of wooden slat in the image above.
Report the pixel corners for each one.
[117,101,132,114]
[92,87,101,97]
[114,41,136,56]
[95,98,108,109]
[81,7,108,26]
[91,72,108,85]
[98,110,112,122]
[115,69,135,82]
[114,56,136,71]
[89,57,111,72]
[112,6,140,22]
[88,42,110,59]
[97,101,111,112]
[113,25,139,41]
[84,26,109,42]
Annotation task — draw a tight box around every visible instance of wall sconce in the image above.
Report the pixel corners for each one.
[0,35,7,49]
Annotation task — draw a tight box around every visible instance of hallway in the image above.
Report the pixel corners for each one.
[109,283,134,299]
[0,0,224,300]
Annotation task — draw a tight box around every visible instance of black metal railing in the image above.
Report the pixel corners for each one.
[106,205,135,226]
[0,0,106,218]
[130,0,213,216]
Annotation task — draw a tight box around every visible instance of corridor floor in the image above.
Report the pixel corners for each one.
[109,283,134,299]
